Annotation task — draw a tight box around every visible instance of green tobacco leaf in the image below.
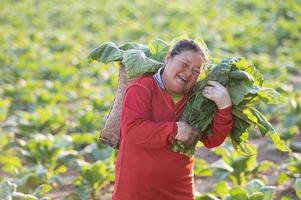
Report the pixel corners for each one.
[88,42,123,64]
[238,107,267,134]
[242,108,258,124]
[214,181,229,198]
[0,181,16,200]
[232,156,256,175]
[253,161,276,173]
[235,142,257,156]
[211,160,233,181]
[229,70,254,82]
[195,194,219,200]
[249,107,276,136]
[259,124,288,153]
[12,192,38,200]
[276,172,289,185]
[14,173,41,192]
[244,179,264,193]
[203,57,233,85]
[79,161,110,189]
[119,42,149,55]
[231,117,251,139]
[194,158,213,177]
[295,178,301,198]
[249,107,289,151]
[32,184,52,197]
[260,186,276,200]
[75,185,91,200]
[0,98,10,122]
[249,192,264,200]
[148,39,169,62]
[229,81,261,105]
[0,152,22,175]
[257,87,286,104]
[229,186,248,200]
[232,58,263,86]
[122,49,163,79]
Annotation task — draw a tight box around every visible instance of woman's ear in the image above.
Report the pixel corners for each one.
[164,52,171,65]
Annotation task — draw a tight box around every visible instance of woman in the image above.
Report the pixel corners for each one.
[112,39,233,200]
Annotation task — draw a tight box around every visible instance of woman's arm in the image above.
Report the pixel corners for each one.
[200,106,233,148]
[121,84,177,149]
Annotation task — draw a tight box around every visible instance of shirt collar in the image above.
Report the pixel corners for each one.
[153,67,194,96]
[153,67,166,89]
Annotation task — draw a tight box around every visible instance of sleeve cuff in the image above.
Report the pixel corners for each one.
[217,105,232,115]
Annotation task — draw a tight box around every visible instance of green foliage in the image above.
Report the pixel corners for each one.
[175,57,288,156]
[196,145,277,186]
[88,40,166,79]
[71,160,114,200]
[0,0,300,199]
[196,179,276,200]
[295,178,301,198]
[0,181,51,200]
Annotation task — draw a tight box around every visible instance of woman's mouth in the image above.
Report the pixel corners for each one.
[177,75,188,84]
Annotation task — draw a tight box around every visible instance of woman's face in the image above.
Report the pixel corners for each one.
[162,50,204,95]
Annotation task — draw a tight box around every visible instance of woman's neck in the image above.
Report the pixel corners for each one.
[161,70,184,103]
[167,89,184,103]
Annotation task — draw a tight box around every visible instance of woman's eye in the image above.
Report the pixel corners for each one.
[193,70,200,74]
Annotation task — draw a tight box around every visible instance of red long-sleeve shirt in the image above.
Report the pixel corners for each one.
[111,75,233,200]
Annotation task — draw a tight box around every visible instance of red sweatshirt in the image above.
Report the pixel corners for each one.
[111,75,233,200]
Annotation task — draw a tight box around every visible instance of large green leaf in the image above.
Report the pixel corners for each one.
[229,186,248,200]
[228,81,261,105]
[249,107,289,151]
[88,42,124,64]
[295,178,301,198]
[257,87,286,104]
[232,58,263,86]
[119,42,149,54]
[122,49,163,79]
[148,39,170,62]
[244,179,264,194]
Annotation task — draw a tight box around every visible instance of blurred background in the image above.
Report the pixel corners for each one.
[0,0,300,199]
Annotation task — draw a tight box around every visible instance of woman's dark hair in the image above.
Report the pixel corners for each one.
[170,39,208,65]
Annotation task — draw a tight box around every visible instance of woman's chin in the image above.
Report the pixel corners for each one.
[169,87,186,95]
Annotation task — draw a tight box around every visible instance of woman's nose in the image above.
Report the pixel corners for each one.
[185,68,193,78]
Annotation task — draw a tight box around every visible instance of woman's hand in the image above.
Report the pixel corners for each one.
[175,121,199,146]
[202,80,232,109]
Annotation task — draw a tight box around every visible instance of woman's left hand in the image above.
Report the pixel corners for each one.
[202,80,232,109]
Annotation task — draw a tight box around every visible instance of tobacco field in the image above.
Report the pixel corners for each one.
[0,0,301,199]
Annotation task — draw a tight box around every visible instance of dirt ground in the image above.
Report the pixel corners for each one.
[45,135,301,199]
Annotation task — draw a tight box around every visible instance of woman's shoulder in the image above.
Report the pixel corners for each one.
[129,73,155,89]
[127,74,155,96]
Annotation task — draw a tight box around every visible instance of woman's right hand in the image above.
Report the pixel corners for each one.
[175,121,199,146]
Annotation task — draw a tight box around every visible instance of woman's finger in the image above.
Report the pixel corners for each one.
[206,80,219,86]
[202,91,214,100]
[204,85,215,92]
[207,81,225,89]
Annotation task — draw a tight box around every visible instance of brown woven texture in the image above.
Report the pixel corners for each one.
[99,64,130,149]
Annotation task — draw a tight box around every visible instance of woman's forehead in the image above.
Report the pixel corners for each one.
[174,50,204,65]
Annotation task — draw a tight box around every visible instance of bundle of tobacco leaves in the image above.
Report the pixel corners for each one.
[171,57,288,156]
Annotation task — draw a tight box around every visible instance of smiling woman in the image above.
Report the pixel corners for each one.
[112,39,233,200]
[163,52,202,93]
